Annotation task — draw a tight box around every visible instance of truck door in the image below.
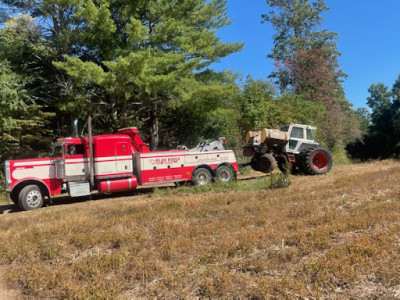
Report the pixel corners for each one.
[65,142,88,181]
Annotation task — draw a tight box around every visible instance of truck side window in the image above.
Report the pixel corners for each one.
[67,144,85,156]
[290,127,304,139]
[52,146,63,157]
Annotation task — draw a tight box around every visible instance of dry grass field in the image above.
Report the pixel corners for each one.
[0,161,400,298]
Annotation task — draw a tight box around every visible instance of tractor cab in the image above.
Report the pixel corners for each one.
[280,124,319,154]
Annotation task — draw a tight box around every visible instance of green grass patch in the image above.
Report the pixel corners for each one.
[152,172,291,197]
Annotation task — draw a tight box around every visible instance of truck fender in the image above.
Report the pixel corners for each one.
[10,179,51,202]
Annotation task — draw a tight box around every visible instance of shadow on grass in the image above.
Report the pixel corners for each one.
[0,203,20,214]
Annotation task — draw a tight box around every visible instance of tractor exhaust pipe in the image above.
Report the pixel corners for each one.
[88,116,95,188]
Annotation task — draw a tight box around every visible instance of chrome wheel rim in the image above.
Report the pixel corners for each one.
[26,190,42,207]
[219,169,231,182]
[197,172,209,185]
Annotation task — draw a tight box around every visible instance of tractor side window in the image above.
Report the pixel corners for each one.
[67,144,85,156]
[290,127,304,139]
[306,129,314,140]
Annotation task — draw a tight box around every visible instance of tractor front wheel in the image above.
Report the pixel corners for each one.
[250,156,260,172]
[257,154,277,173]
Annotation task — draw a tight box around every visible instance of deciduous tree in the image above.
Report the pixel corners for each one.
[263,0,360,151]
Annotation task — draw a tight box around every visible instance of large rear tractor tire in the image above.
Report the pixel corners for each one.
[257,153,277,173]
[301,147,333,175]
[18,184,44,211]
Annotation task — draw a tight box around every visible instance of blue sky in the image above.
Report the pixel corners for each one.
[214,0,400,109]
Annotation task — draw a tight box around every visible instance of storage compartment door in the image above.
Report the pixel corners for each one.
[115,142,132,174]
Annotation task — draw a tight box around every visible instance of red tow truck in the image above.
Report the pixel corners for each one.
[4,123,239,211]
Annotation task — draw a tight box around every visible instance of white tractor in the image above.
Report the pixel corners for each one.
[243,124,333,175]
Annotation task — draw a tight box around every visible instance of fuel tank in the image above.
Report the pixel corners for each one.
[98,176,138,193]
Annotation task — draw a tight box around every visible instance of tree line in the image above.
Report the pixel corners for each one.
[0,0,395,175]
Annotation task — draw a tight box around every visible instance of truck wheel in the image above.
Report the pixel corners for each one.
[192,168,212,186]
[257,153,277,173]
[301,147,332,175]
[216,166,234,182]
[18,185,43,211]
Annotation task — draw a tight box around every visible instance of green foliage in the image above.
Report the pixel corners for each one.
[152,172,292,197]
[237,76,326,142]
[0,16,54,165]
[160,73,241,148]
[52,0,243,149]
[263,0,338,90]
[348,75,400,160]
[263,0,337,59]
[239,76,281,131]
[0,0,244,151]
[354,107,371,135]
[0,62,53,162]
[263,0,360,153]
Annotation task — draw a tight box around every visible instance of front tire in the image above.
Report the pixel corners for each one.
[192,168,212,186]
[301,147,333,175]
[18,185,43,211]
[257,153,277,173]
[215,166,234,182]
[250,156,260,172]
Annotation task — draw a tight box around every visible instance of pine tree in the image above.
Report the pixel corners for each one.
[52,0,243,149]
